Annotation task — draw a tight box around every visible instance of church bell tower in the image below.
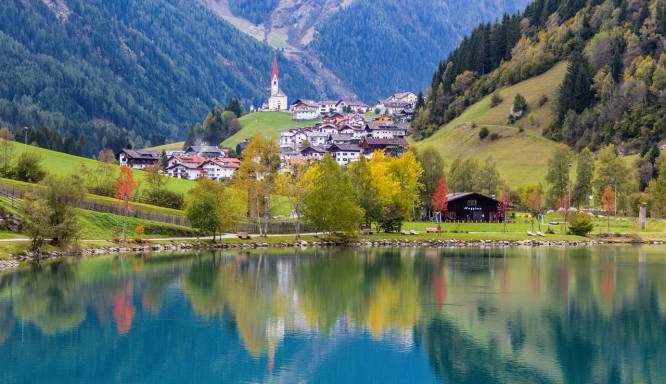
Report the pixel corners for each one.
[271,56,279,96]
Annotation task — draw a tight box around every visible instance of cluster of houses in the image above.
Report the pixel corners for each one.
[288,91,417,122]
[116,145,240,181]
[276,113,410,166]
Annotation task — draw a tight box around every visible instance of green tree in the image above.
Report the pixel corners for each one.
[545,145,574,207]
[303,154,363,236]
[555,44,595,122]
[572,148,595,208]
[513,93,528,111]
[0,128,14,176]
[12,151,46,183]
[185,179,237,240]
[474,157,504,197]
[275,160,310,238]
[19,174,86,250]
[348,157,382,227]
[592,144,634,206]
[448,157,479,192]
[414,146,445,218]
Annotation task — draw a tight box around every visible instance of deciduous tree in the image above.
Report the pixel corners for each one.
[572,148,594,208]
[545,145,573,208]
[497,189,512,232]
[303,154,363,236]
[524,187,543,232]
[115,167,138,242]
[414,146,444,218]
[275,159,310,238]
[233,136,281,237]
[602,185,615,232]
[432,178,449,225]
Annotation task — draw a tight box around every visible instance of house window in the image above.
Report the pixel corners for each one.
[467,200,477,206]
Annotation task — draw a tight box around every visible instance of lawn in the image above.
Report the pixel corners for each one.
[78,209,194,240]
[222,111,321,148]
[7,141,196,195]
[413,61,568,188]
[147,142,184,152]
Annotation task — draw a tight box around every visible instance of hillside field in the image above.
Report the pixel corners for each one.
[412,61,568,188]
[7,141,196,195]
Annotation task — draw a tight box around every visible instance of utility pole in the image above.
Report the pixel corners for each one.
[23,126,28,152]
[567,163,572,232]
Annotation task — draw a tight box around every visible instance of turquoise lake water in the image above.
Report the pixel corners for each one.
[0,246,665,383]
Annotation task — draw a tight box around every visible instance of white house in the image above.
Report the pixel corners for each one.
[389,92,417,104]
[201,158,240,180]
[318,100,338,115]
[165,163,204,180]
[328,144,361,166]
[306,131,328,146]
[336,100,370,113]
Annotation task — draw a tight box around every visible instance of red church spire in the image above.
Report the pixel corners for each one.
[272,55,278,80]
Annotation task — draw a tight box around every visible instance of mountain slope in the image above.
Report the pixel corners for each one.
[0,0,318,156]
[202,0,532,100]
[413,61,567,187]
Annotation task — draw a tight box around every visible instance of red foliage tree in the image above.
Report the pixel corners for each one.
[115,167,138,242]
[601,185,615,232]
[432,178,449,224]
[497,189,512,232]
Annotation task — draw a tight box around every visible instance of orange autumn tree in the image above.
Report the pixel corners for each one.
[432,178,448,228]
[601,185,615,233]
[497,189,512,233]
[115,167,138,242]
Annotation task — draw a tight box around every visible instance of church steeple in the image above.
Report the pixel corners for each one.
[271,55,279,96]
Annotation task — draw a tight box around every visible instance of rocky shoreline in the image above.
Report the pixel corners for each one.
[2,238,665,272]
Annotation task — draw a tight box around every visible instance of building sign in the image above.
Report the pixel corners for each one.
[463,206,482,211]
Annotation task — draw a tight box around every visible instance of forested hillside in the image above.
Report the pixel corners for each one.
[309,0,531,100]
[228,0,279,24]
[413,0,666,157]
[0,0,317,156]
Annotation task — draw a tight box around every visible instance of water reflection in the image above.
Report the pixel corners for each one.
[0,246,665,383]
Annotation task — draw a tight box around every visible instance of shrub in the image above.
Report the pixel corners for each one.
[568,214,594,236]
[133,225,145,242]
[490,90,503,108]
[537,94,548,107]
[489,133,500,141]
[545,227,555,234]
[12,151,46,183]
[479,127,489,140]
[519,127,525,133]
[528,113,535,126]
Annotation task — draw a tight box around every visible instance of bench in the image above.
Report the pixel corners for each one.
[400,230,410,235]
[426,227,438,233]
[410,230,420,235]
[362,228,374,235]
[237,232,252,239]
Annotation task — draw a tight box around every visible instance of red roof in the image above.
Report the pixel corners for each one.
[272,55,278,80]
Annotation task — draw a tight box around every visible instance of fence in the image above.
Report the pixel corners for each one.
[0,184,188,226]
[231,221,317,235]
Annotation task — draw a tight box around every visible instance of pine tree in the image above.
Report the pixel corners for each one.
[556,44,595,123]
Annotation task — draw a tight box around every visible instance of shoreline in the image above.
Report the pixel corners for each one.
[2,236,665,273]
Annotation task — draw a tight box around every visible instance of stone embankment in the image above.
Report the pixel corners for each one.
[3,238,664,272]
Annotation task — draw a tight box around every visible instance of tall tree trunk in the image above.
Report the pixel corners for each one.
[122,213,127,242]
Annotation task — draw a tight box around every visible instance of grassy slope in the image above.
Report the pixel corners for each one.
[149,112,322,151]
[222,111,321,148]
[413,61,568,188]
[7,141,195,195]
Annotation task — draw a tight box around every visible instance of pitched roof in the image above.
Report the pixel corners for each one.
[392,92,415,99]
[329,143,361,152]
[328,134,353,141]
[361,137,409,146]
[300,145,330,154]
[272,55,278,80]
[445,192,499,203]
[117,149,160,160]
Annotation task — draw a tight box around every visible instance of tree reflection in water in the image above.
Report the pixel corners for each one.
[0,246,664,382]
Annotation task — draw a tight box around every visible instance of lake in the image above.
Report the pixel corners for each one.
[1,246,665,383]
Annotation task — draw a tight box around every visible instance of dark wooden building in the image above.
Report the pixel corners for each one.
[444,192,502,222]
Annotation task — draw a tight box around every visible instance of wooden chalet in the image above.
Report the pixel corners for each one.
[116,149,160,169]
[444,192,502,222]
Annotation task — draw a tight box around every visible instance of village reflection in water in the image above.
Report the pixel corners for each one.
[0,246,665,383]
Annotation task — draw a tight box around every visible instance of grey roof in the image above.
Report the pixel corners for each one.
[329,143,361,152]
[329,134,353,141]
[366,122,408,131]
[361,137,410,146]
[446,192,499,202]
[392,92,415,99]
[301,145,330,154]
[117,149,160,159]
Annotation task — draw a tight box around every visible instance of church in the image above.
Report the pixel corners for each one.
[268,56,288,111]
